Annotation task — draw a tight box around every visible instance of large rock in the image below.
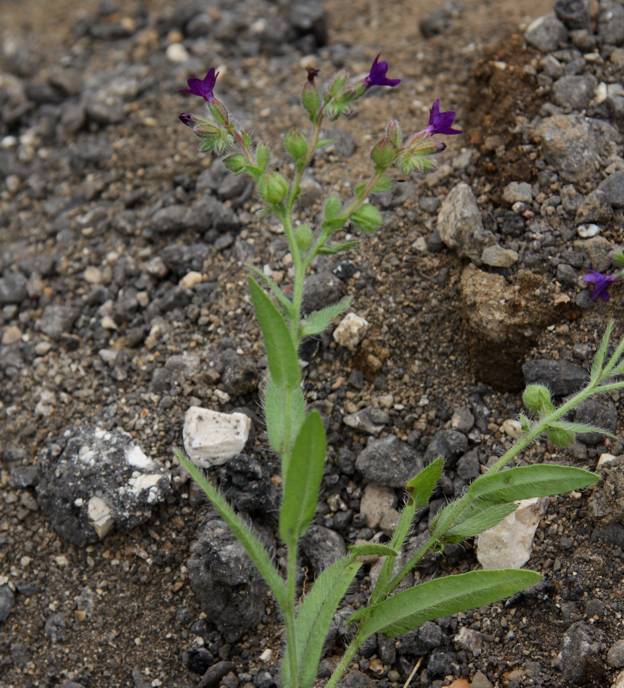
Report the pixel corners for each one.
[525,14,568,52]
[561,622,605,685]
[183,407,251,468]
[437,183,495,263]
[533,115,621,183]
[300,525,346,574]
[356,435,424,487]
[477,498,547,569]
[460,266,565,391]
[37,426,170,545]
[522,359,587,396]
[555,0,591,30]
[188,516,268,641]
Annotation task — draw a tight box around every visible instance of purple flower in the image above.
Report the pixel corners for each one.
[181,67,219,102]
[179,112,195,127]
[364,54,401,89]
[426,99,462,136]
[583,270,617,301]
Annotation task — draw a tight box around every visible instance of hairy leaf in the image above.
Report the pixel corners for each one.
[591,320,614,383]
[443,502,518,543]
[548,420,616,439]
[406,457,444,508]
[318,239,360,255]
[348,543,398,558]
[301,296,352,337]
[264,379,305,459]
[352,569,542,639]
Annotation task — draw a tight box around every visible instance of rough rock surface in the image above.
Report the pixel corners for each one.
[37,426,171,545]
[183,406,251,467]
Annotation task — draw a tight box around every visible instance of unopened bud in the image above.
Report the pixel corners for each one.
[259,172,289,205]
[283,130,308,162]
[295,224,314,251]
[370,137,398,170]
[223,154,247,174]
[385,119,403,148]
[208,99,230,126]
[522,384,553,414]
[302,82,322,122]
[179,112,195,128]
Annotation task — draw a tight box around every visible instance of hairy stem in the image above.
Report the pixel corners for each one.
[285,542,300,688]
[324,635,362,688]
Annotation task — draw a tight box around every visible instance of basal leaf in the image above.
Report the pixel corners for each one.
[248,277,300,390]
[468,464,599,504]
[279,411,327,544]
[353,569,542,639]
[443,502,518,543]
[348,543,398,558]
[301,296,352,337]
[264,378,306,459]
[406,457,444,508]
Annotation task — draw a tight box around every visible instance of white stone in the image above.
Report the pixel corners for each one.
[577,223,601,238]
[612,670,624,688]
[597,452,618,467]
[179,271,205,289]
[333,313,369,351]
[87,496,115,539]
[476,497,548,569]
[501,419,522,439]
[481,244,519,268]
[166,43,190,63]
[125,444,156,470]
[183,406,251,467]
[128,473,165,503]
[359,484,397,528]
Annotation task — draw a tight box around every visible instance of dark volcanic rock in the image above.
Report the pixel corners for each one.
[522,359,587,396]
[356,435,424,487]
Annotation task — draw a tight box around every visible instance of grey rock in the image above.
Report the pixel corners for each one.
[160,243,211,275]
[343,406,389,434]
[608,93,624,132]
[425,429,469,465]
[503,181,533,204]
[456,448,481,481]
[608,640,624,668]
[188,516,268,642]
[428,650,460,677]
[437,182,495,263]
[302,271,345,314]
[219,349,259,396]
[581,235,613,272]
[38,305,79,339]
[340,670,375,688]
[198,661,236,688]
[598,171,624,208]
[288,0,327,45]
[37,426,170,545]
[300,525,346,574]
[590,456,624,523]
[555,0,591,30]
[322,128,356,157]
[44,612,66,643]
[576,190,614,224]
[561,621,604,685]
[573,397,617,445]
[525,15,568,52]
[481,244,519,268]
[552,74,597,110]
[598,3,624,45]
[356,435,423,487]
[9,464,38,488]
[400,621,445,656]
[0,585,14,623]
[420,7,453,38]
[186,13,212,37]
[451,406,475,432]
[557,263,578,286]
[522,359,587,396]
[151,205,188,233]
[0,271,27,304]
[533,114,621,183]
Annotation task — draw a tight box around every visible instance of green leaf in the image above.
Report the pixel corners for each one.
[468,464,600,504]
[175,449,286,608]
[351,204,383,233]
[323,195,342,221]
[248,266,293,316]
[406,457,444,508]
[279,411,327,544]
[316,138,334,150]
[548,420,616,439]
[430,494,471,537]
[348,543,398,558]
[248,277,300,390]
[352,569,542,639]
[282,557,361,688]
[603,330,624,379]
[591,320,614,383]
[443,503,518,543]
[318,240,360,255]
[301,296,352,337]
[264,379,306,458]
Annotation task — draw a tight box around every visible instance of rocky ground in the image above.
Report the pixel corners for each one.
[1,0,624,686]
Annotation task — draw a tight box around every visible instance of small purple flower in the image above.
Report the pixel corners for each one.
[364,54,401,89]
[179,112,195,127]
[426,98,462,136]
[583,270,617,301]
[306,66,320,83]
[181,67,219,102]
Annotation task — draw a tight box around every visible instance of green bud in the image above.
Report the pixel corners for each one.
[259,172,289,205]
[255,144,270,172]
[208,99,229,126]
[546,427,575,448]
[295,224,314,251]
[385,119,403,148]
[370,137,399,171]
[522,384,554,414]
[612,251,624,269]
[351,203,383,233]
[283,130,308,162]
[302,82,322,122]
[223,153,247,174]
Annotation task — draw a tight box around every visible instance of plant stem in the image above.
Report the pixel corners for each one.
[324,635,362,688]
[285,541,300,688]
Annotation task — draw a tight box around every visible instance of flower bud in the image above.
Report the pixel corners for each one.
[546,427,575,448]
[223,153,247,174]
[208,99,230,126]
[522,384,553,414]
[385,119,403,148]
[351,203,383,233]
[259,172,289,205]
[179,112,196,128]
[302,82,322,122]
[295,224,314,251]
[370,137,399,171]
[283,130,308,162]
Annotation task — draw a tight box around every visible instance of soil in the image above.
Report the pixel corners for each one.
[1,1,623,687]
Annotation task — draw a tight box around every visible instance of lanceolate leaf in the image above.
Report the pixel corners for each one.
[406,457,444,508]
[264,378,306,459]
[443,502,518,543]
[591,320,614,382]
[281,557,361,688]
[352,569,542,639]
[279,411,327,544]
[318,239,359,255]
[175,449,286,608]
[301,296,353,337]
[348,543,398,558]
[548,420,616,439]
[248,265,294,316]
[248,277,300,390]
[468,464,599,504]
